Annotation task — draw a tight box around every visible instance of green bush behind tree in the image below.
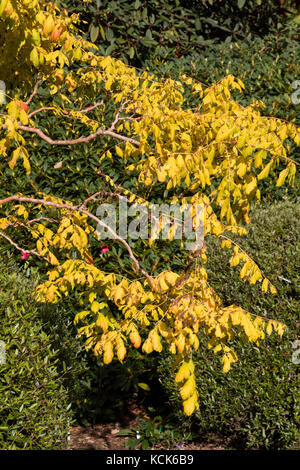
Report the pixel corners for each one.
[55,0,296,65]
[0,257,71,449]
[156,199,300,449]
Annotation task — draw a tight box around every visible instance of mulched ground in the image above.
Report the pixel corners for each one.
[68,400,226,450]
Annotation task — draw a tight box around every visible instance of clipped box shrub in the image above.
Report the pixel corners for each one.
[0,255,71,450]
[156,199,300,449]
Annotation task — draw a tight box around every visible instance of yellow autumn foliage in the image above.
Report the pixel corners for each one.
[0,0,296,417]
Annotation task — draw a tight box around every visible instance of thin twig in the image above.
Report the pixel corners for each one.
[0,229,48,261]
[25,76,41,106]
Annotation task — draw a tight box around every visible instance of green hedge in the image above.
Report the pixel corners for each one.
[56,0,292,65]
[0,256,71,449]
[156,198,300,449]
[144,22,300,125]
[144,22,300,202]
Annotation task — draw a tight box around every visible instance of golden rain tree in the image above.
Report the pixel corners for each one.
[0,0,299,416]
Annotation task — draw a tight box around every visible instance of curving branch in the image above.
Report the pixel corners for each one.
[14,124,141,147]
[27,100,105,119]
[25,75,41,106]
[0,229,49,262]
[0,195,154,288]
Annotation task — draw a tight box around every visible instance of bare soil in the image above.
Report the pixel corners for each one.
[68,400,226,450]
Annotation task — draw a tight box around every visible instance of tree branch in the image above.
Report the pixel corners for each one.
[14,124,140,147]
[0,195,154,287]
[25,75,41,106]
[0,229,49,261]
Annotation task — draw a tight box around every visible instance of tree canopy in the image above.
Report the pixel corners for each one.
[0,0,299,416]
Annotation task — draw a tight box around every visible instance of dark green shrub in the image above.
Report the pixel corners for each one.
[0,256,71,449]
[144,22,300,202]
[156,199,300,449]
[38,298,159,424]
[182,0,290,40]
[57,0,210,65]
[144,22,300,125]
[55,0,293,66]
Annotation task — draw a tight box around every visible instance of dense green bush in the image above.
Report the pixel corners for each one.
[40,306,157,424]
[57,0,212,65]
[182,0,291,40]
[144,21,300,202]
[0,256,71,449]
[144,22,300,125]
[55,0,294,65]
[156,199,300,449]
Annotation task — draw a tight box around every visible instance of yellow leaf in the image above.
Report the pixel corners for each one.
[270,284,277,295]
[74,310,90,324]
[276,168,288,187]
[9,147,21,170]
[151,331,162,352]
[245,177,257,195]
[213,344,222,353]
[222,355,231,373]
[48,251,59,266]
[175,362,190,383]
[7,101,19,119]
[175,333,185,353]
[91,300,101,313]
[30,48,39,67]
[266,321,273,335]
[103,341,114,364]
[115,146,123,157]
[261,278,269,293]
[19,109,28,125]
[113,285,127,305]
[129,329,141,349]
[142,338,153,354]
[237,162,247,178]
[179,376,195,400]
[95,313,108,331]
[254,150,267,168]
[183,392,198,416]
[116,338,126,361]
[257,161,272,180]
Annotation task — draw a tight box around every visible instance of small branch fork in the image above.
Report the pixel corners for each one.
[2,89,140,148]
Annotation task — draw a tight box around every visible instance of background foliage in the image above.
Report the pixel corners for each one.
[0,0,299,450]
[156,198,300,449]
[0,256,71,449]
[55,0,298,65]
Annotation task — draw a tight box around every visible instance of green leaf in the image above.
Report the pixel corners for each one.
[117,429,133,436]
[238,0,246,9]
[142,439,149,450]
[138,382,150,391]
[106,28,114,42]
[129,47,135,59]
[90,25,99,43]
